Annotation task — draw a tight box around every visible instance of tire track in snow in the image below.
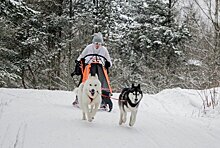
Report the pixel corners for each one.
[13,123,27,148]
[0,124,10,148]
[0,98,13,119]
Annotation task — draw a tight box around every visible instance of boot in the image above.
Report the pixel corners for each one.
[72,96,78,106]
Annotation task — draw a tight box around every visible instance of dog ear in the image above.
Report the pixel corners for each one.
[88,73,91,78]
[132,83,134,88]
[137,84,140,89]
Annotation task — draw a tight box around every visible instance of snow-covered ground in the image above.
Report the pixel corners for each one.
[0,88,220,148]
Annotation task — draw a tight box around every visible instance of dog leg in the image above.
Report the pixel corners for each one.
[87,113,93,122]
[119,106,127,125]
[82,112,86,120]
[87,116,93,122]
[89,104,95,120]
[119,110,123,125]
[129,111,137,127]
[84,106,92,122]
[80,104,87,120]
[83,104,92,122]
[122,111,127,123]
[91,103,99,120]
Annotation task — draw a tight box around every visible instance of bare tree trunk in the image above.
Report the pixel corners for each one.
[27,64,37,89]
[93,0,98,33]
[21,68,27,89]
[213,0,220,86]
[67,0,73,90]
[56,0,64,79]
[214,0,220,52]
[194,0,220,88]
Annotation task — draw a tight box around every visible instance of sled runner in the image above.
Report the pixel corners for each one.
[73,54,113,112]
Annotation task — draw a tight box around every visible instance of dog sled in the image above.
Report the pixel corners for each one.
[72,54,113,112]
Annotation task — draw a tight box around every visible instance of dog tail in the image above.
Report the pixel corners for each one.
[73,84,84,96]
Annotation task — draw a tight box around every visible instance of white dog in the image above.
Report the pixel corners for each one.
[76,74,102,122]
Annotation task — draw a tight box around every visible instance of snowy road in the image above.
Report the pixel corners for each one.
[0,88,220,148]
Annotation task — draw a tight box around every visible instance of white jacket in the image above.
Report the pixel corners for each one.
[77,44,112,67]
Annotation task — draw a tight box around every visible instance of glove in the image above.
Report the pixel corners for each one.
[105,61,111,69]
[75,60,81,66]
[71,72,75,77]
[73,60,82,76]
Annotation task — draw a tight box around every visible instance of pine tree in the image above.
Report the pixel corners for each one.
[0,0,38,88]
[110,0,191,92]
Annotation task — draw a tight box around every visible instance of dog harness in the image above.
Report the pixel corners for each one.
[88,96,94,103]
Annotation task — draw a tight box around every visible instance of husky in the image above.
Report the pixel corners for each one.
[118,84,143,126]
[75,74,102,122]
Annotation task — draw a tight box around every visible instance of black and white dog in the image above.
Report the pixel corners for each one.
[118,84,143,127]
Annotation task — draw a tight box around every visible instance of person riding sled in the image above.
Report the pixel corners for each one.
[71,32,113,112]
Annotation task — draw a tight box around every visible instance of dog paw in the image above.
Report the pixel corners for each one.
[82,114,86,120]
[82,116,86,120]
[129,121,135,127]
[122,118,126,123]
[119,121,123,125]
[129,124,134,127]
